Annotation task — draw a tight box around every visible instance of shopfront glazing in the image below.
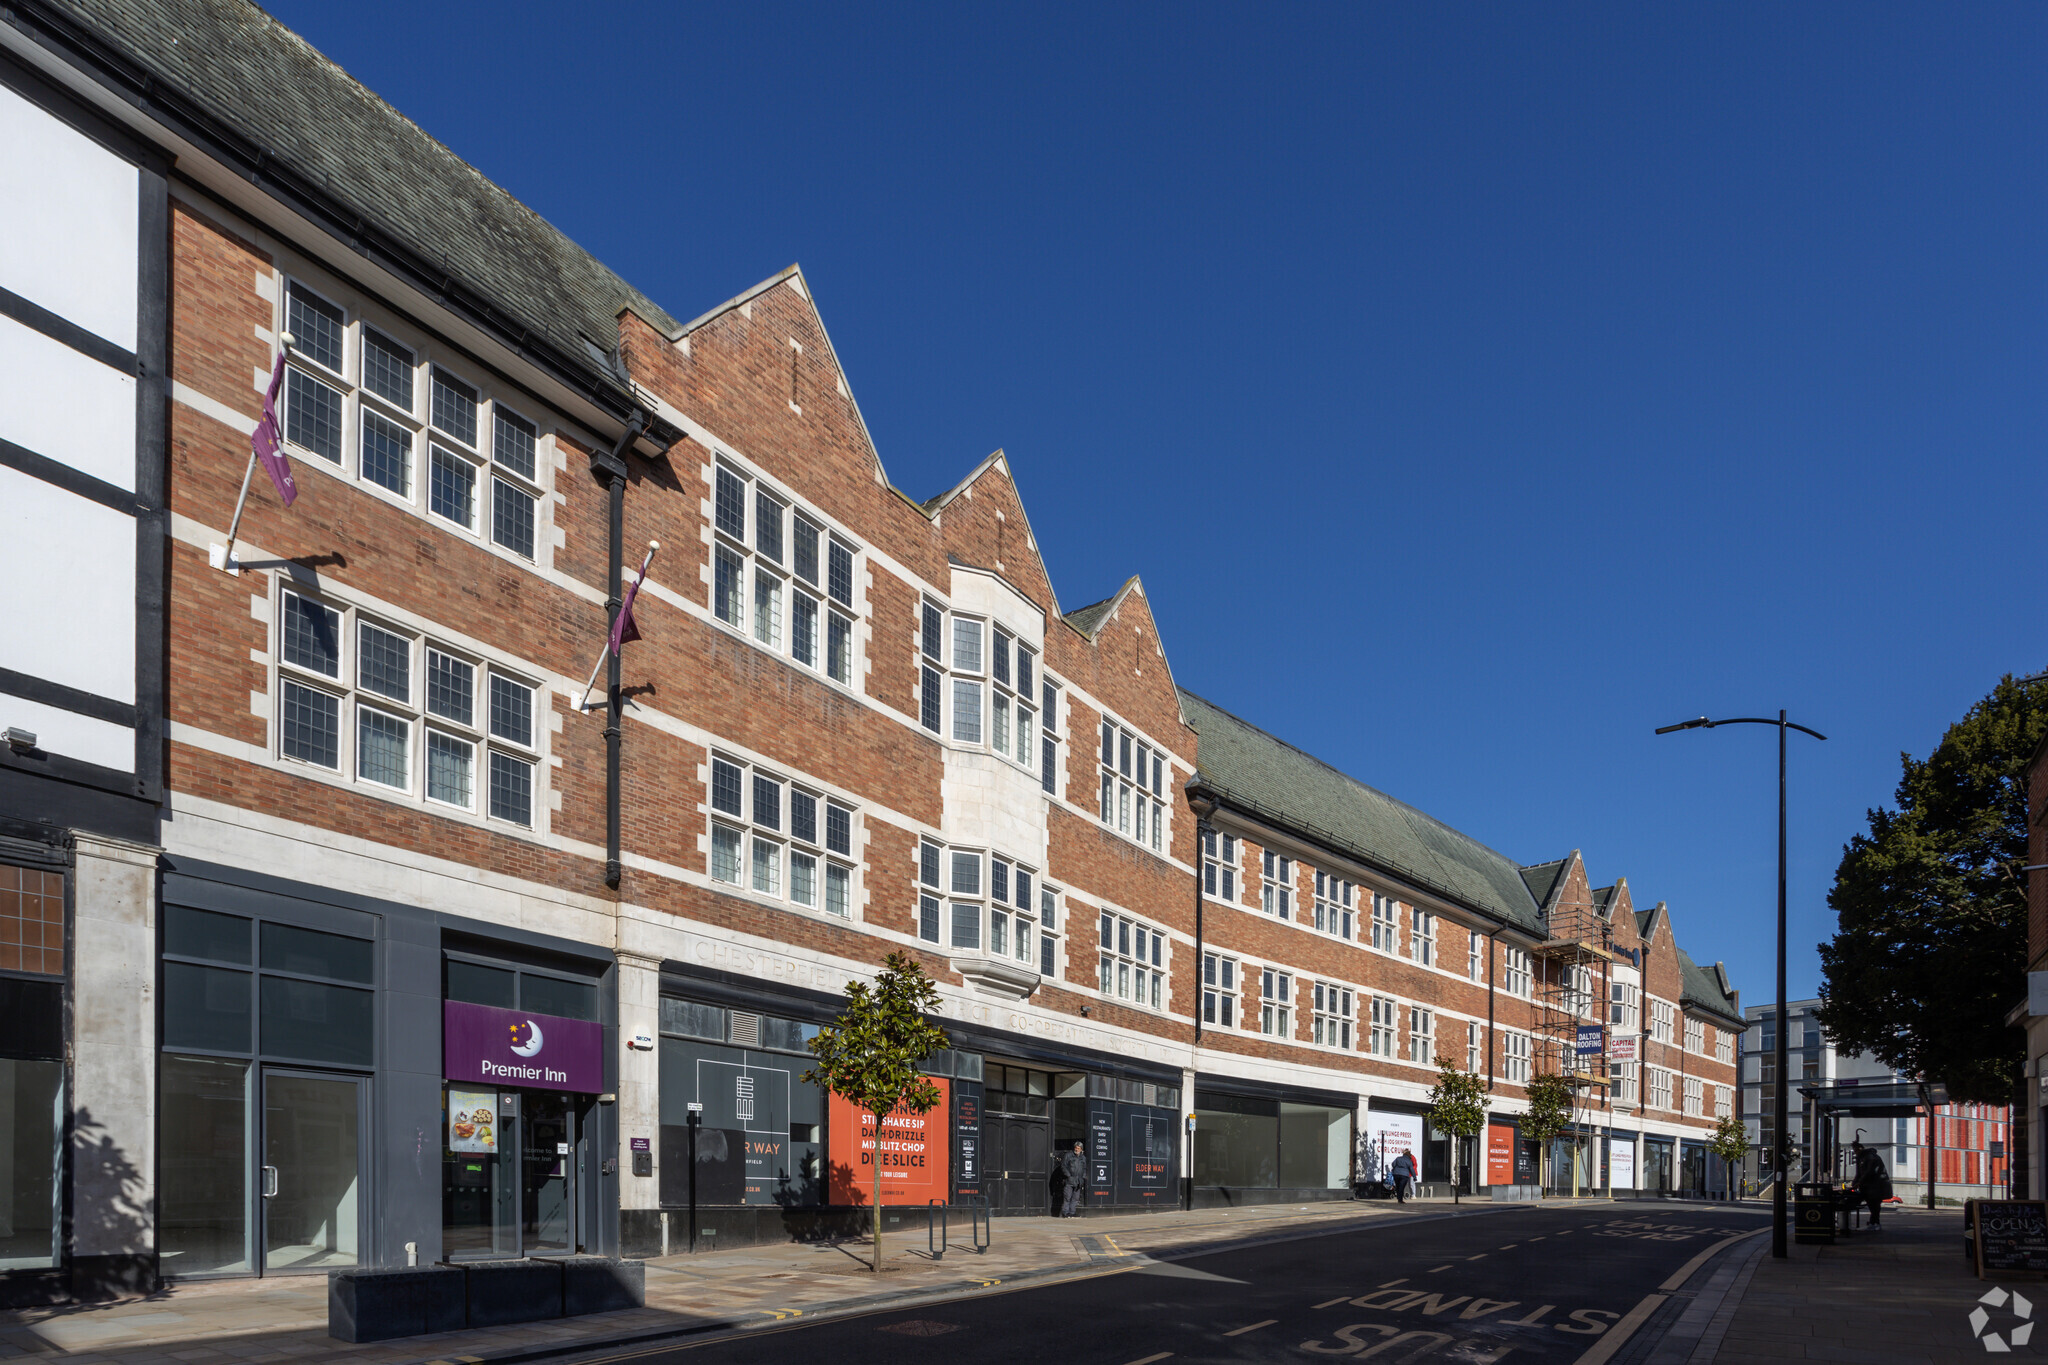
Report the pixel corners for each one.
[440,955,604,1259]
[157,904,373,1277]
[1194,1089,1352,1193]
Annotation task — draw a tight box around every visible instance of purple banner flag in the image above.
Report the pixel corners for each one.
[608,569,644,652]
[252,350,297,507]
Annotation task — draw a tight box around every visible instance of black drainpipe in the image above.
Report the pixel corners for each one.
[1185,786,1216,1213]
[593,412,647,889]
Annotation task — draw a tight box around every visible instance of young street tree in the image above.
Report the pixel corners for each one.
[804,951,951,1271]
[1521,1073,1575,1193]
[1426,1061,1487,1204]
[1707,1113,1749,1197]
[1815,674,2048,1107]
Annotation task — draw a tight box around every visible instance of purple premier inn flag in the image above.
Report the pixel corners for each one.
[607,566,644,653]
[252,350,296,507]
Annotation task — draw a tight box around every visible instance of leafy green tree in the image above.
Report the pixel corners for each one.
[1707,1113,1749,1196]
[1815,673,2048,1106]
[1521,1073,1574,1192]
[804,951,951,1271]
[1426,1062,1488,1204]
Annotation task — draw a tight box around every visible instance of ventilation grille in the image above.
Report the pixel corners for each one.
[730,1011,760,1047]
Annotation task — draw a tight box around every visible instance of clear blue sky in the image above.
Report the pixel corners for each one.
[266,1,2045,1004]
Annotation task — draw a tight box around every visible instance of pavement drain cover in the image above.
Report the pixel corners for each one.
[880,1320,960,1336]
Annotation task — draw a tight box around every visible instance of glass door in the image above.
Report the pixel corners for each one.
[520,1092,577,1254]
[261,1071,363,1272]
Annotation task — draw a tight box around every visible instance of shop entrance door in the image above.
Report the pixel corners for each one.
[521,1092,580,1254]
[444,1090,585,1258]
[987,1115,1050,1213]
[260,1070,364,1273]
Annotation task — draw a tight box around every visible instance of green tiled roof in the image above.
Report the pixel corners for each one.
[1180,689,1544,933]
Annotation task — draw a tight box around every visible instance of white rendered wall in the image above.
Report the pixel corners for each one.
[0,466,136,707]
[0,81,138,351]
[0,694,132,772]
[0,313,136,490]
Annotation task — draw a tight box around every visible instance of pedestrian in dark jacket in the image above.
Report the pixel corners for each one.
[1391,1149,1417,1204]
[1054,1141,1087,1218]
[1850,1139,1889,1230]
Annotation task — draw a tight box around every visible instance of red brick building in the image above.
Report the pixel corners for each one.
[0,0,1743,1298]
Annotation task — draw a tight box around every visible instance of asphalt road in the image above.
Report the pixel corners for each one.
[585,1202,1771,1365]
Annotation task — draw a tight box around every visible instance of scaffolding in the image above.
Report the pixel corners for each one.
[1529,883,1616,1193]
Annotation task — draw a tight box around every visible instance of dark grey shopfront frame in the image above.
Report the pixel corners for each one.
[638,960,1185,1254]
[160,858,620,1272]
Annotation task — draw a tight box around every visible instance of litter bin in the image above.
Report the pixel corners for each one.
[1794,1182,1835,1245]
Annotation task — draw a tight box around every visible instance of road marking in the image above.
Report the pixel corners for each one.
[1659,1228,1768,1292]
[1529,1235,1546,1240]
[1125,1354,1174,1365]
[1570,1292,1666,1365]
[1499,1244,1517,1250]
[1313,1295,1351,1309]
[1429,1264,1452,1273]
[1223,1320,1277,1337]
[1555,1229,1572,1236]
[1379,1277,1409,1288]
[1466,1253,1486,1260]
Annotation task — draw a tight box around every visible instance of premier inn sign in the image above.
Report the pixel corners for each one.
[444,999,605,1094]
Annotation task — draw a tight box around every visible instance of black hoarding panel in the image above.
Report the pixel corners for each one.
[1115,1104,1176,1203]
[953,1081,984,1202]
[1087,1099,1115,1201]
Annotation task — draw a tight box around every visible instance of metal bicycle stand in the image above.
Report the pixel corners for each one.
[928,1199,949,1260]
[970,1195,990,1253]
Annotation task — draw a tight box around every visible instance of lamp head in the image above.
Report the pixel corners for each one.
[1655,717,1711,735]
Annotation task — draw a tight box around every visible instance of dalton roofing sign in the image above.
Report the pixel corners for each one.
[444,1000,604,1093]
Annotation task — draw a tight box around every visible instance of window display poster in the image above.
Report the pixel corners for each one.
[1486,1124,1516,1186]
[829,1078,950,1206]
[1363,1110,1424,1182]
[448,1088,499,1154]
[1611,1137,1637,1191]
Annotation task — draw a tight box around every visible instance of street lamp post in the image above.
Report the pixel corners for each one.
[1656,710,1826,1260]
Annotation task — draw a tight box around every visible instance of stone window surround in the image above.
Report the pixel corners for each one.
[275,271,548,565]
[266,574,546,836]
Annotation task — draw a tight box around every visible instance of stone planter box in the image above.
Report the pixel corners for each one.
[328,1266,466,1343]
[461,1258,564,1328]
[562,1256,645,1315]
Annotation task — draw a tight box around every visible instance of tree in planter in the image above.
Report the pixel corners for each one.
[1706,1113,1750,1200]
[1426,1062,1488,1204]
[803,951,951,1271]
[1521,1073,1575,1193]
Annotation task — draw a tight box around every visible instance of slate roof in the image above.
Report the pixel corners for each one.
[1519,859,1568,913]
[1677,947,1743,1024]
[36,0,678,406]
[1063,597,1119,637]
[1180,689,1543,933]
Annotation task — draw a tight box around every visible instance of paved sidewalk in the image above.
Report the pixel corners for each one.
[0,1196,1511,1365]
[1702,1204,2015,1364]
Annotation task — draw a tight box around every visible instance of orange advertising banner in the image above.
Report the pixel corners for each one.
[828,1080,950,1206]
[1487,1124,1516,1187]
